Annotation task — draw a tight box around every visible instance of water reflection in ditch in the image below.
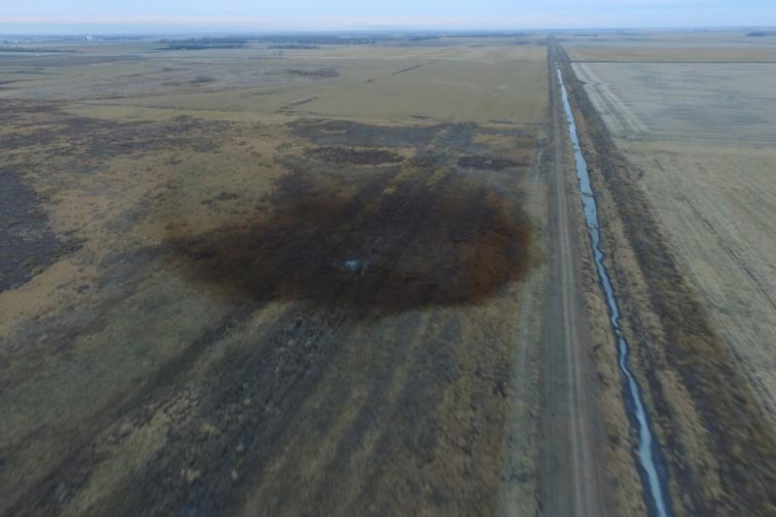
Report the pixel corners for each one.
[556,65,673,517]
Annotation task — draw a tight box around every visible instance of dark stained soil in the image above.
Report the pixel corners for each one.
[0,106,232,154]
[457,155,525,171]
[290,119,487,151]
[0,167,80,292]
[304,146,404,165]
[164,166,531,316]
[291,119,448,149]
[291,120,533,164]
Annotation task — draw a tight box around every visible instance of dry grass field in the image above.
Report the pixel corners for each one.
[620,140,776,414]
[568,46,776,62]
[0,37,553,517]
[561,34,776,516]
[563,29,776,61]
[67,52,547,124]
[573,61,776,144]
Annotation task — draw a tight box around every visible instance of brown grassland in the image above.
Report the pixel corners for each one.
[5,29,776,517]
[0,37,554,517]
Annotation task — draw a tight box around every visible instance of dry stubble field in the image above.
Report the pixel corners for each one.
[562,32,776,516]
[571,38,776,424]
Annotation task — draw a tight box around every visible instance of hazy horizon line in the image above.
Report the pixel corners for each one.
[1,23,774,37]
[2,13,775,35]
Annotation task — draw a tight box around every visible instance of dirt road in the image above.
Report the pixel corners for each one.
[539,46,606,517]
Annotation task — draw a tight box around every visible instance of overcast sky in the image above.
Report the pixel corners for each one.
[1,0,775,34]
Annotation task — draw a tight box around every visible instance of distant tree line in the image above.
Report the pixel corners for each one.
[158,37,248,50]
[156,35,381,50]
[747,31,776,37]
[267,44,321,49]
[262,35,376,45]
[447,31,535,38]
[0,46,75,53]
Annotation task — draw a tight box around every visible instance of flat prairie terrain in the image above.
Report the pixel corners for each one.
[0,38,553,517]
[573,61,776,144]
[67,52,547,124]
[567,46,776,62]
[619,140,776,415]
[562,34,776,516]
[562,29,776,59]
[572,53,776,419]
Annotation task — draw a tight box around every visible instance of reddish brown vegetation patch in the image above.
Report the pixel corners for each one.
[165,169,531,314]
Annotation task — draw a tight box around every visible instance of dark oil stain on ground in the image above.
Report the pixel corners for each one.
[457,155,526,171]
[164,168,531,315]
[303,146,404,166]
[0,167,81,292]
[290,118,531,152]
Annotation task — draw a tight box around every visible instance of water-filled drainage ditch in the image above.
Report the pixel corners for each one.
[556,65,674,517]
